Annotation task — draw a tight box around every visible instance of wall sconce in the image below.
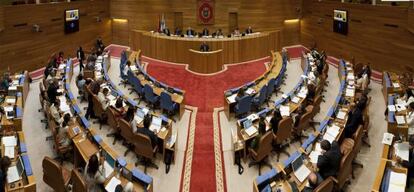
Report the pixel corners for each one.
[284,19,300,24]
[112,18,128,23]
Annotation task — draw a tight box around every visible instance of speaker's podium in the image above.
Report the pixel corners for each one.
[188,49,224,74]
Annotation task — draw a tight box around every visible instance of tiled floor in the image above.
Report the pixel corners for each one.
[23,57,386,191]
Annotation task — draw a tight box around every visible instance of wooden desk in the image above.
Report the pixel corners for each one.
[73,137,99,168]
[131,30,280,64]
[1,96,23,132]
[188,49,223,74]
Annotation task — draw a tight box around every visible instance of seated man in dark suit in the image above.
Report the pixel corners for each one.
[201,28,209,36]
[316,140,342,179]
[186,27,195,36]
[245,26,253,34]
[200,42,210,52]
[344,102,364,138]
[174,27,182,36]
[397,135,414,187]
[163,27,171,36]
[47,79,62,104]
[137,115,158,148]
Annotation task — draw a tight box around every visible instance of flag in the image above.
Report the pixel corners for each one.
[158,13,166,32]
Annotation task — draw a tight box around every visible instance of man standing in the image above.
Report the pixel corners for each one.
[77,46,85,72]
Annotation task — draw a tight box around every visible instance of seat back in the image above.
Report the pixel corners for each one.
[119,118,134,143]
[160,92,174,111]
[133,133,155,159]
[255,132,273,161]
[106,107,119,132]
[296,110,313,133]
[120,60,127,80]
[144,84,155,101]
[92,95,104,117]
[275,117,293,144]
[336,147,353,189]
[133,77,144,95]
[256,85,268,106]
[267,79,276,98]
[314,176,335,192]
[42,157,67,192]
[351,125,364,161]
[235,95,252,115]
[71,169,87,192]
[127,69,135,84]
[311,95,323,117]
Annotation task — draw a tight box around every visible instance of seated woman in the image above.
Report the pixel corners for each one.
[114,97,126,118]
[84,154,105,191]
[250,119,266,152]
[270,109,282,134]
[50,99,63,124]
[56,113,72,148]
[402,88,414,107]
[124,107,138,133]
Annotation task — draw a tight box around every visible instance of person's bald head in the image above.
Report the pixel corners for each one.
[308,172,318,187]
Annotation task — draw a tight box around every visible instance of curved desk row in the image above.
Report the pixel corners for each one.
[122,50,186,119]
[1,81,35,191]
[223,51,286,118]
[102,52,178,165]
[253,58,359,192]
[60,58,153,192]
[374,72,410,191]
[130,30,280,65]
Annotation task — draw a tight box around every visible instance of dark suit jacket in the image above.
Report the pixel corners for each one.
[344,108,363,138]
[202,29,209,36]
[186,29,195,36]
[246,28,253,34]
[137,127,158,148]
[200,44,210,52]
[47,85,59,103]
[163,28,171,36]
[175,29,182,35]
[402,148,414,178]
[77,50,85,60]
[317,141,342,179]
[270,117,280,134]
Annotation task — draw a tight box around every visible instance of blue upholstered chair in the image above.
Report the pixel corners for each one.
[144,84,159,108]
[253,85,267,111]
[160,92,178,116]
[266,78,276,99]
[234,95,252,118]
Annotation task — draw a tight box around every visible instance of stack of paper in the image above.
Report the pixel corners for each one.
[280,105,290,117]
[393,83,401,88]
[4,146,14,158]
[345,89,355,97]
[166,133,177,148]
[130,65,138,71]
[246,114,259,122]
[227,94,237,103]
[382,133,394,145]
[388,171,407,192]
[347,74,355,80]
[337,111,346,120]
[292,97,300,104]
[394,142,409,161]
[60,102,71,113]
[326,125,340,138]
[2,136,17,147]
[5,98,15,105]
[105,177,121,192]
[323,133,336,143]
[246,88,255,95]
[8,86,17,91]
[309,150,321,164]
[388,105,396,112]
[395,116,406,125]
[245,126,258,137]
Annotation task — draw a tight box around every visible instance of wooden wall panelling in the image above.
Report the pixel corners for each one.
[301,0,414,73]
[110,0,301,47]
[0,7,4,31]
[0,1,111,73]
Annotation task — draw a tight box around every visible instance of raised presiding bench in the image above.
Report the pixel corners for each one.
[131,30,280,64]
[188,49,223,74]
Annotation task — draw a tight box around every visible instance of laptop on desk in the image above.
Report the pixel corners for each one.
[292,155,311,183]
[7,156,24,184]
[134,109,146,125]
[149,116,162,133]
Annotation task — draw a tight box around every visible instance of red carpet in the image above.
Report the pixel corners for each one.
[144,57,268,192]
